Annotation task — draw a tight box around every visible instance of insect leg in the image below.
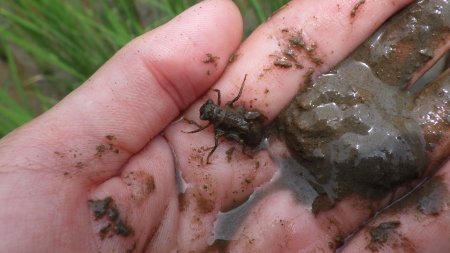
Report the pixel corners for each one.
[241,143,253,159]
[182,121,212,133]
[183,118,202,127]
[228,74,247,105]
[223,132,254,159]
[207,129,225,164]
[213,89,221,106]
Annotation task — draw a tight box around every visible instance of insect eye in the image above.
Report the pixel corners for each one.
[199,107,209,120]
[199,100,216,120]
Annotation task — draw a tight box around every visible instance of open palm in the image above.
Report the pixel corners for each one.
[2,0,450,252]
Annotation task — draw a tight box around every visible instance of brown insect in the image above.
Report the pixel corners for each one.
[184,75,265,164]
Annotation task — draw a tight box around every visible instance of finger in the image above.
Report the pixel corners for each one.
[163,0,416,251]
[84,136,178,252]
[181,0,416,122]
[0,0,243,183]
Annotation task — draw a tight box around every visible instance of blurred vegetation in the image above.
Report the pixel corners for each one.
[0,0,289,138]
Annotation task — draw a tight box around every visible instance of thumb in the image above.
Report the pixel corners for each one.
[0,0,243,184]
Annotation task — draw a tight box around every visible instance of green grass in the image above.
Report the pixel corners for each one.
[0,0,289,138]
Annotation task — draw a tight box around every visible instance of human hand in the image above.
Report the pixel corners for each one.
[1,0,449,252]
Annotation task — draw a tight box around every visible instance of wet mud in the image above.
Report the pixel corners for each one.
[88,197,113,219]
[367,221,401,251]
[352,0,450,88]
[273,0,450,213]
[88,196,134,239]
[412,68,450,168]
[277,59,428,212]
[385,175,450,216]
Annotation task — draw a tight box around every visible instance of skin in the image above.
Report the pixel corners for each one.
[1,0,449,252]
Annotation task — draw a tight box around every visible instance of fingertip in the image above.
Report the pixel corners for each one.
[127,0,243,99]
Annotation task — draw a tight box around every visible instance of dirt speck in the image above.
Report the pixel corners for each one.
[351,0,365,18]
[76,162,85,169]
[367,221,401,251]
[335,233,344,245]
[108,205,119,221]
[178,192,189,212]
[99,223,112,240]
[114,219,134,236]
[197,194,215,214]
[226,147,235,162]
[123,171,156,206]
[95,143,119,157]
[54,151,65,158]
[88,196,134,238]
[105,134,116,140]
[126,242,137,253]
[229,53,239,65]
[95,145,106,156]
[303,67,314,85]
[274,61,293,68]
[203,53,220,66]
[88,197,112,219]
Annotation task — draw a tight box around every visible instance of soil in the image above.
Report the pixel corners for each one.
[88,196,134,238]
[276,59,428,213]
[352,0,450,88]
[385,175,449,216]
[367,221,401,251]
